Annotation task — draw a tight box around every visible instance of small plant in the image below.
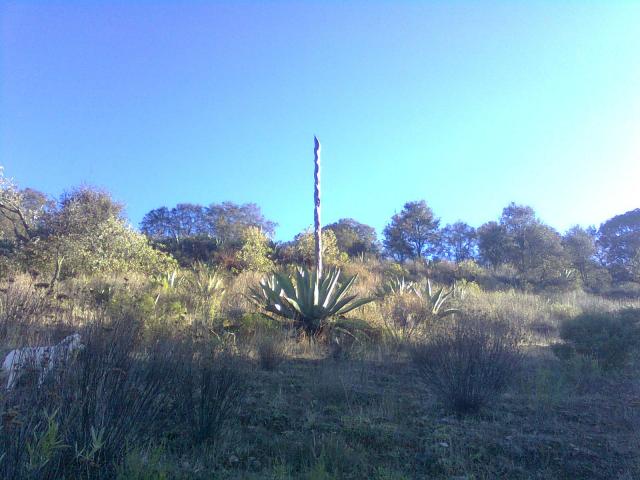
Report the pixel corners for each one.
[558,308,640,370]
[175,344,246,444]
[26,410,67,473]
[376,276,415,297]
[152,268,180,306]
[186,262,225,326]
[249,266,374,337]
[412,315,522,414]
[255,332,285,370]
[413,279,460,318]
[378,278,460,344]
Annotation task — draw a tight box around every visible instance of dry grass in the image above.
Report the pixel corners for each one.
[0,266,639,478]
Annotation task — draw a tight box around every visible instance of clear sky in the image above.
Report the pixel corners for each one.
[1,2,639,240]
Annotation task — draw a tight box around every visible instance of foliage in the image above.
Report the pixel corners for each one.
[438,221,477,263]
[141,201,276,245]
[0,167,49,244]
[174,344,247,444]
[558,309,640,369]
[33,215,176,277]
[249,266,374,336]
[255,331,286,370]
[376,276,416,297]
[383,200,440,261]
[185,262,226,327]
[597,208,640,282]
[413,280,460,318]
[562,225,597,284]
[325,218,379,258]
[377,277,459,343]
[412,315,522,413]
[290,229,346,267]
[236,226,275,273]
[477,203,570,287]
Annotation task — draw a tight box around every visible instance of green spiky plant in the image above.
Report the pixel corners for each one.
[376,276,416,298]
[414,279,460,318]
[249,266,373,336]
[187,262,225,327]
[249,137,373,337]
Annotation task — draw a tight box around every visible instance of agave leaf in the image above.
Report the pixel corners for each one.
[337,296,377,315]
[250,266,374,336]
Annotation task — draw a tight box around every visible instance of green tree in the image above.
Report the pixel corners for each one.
[0,168,50,244]
[563,226,597,284]
[292,229,345,267]
[236,226,275,272]
[597,208,640,282]
[438,221,477,263]
[206,202,276,244]
[31,187,175,277]
[383,200,440,261]
[477,221,508,268]
[325,218,379,257]
[478,203,569,286]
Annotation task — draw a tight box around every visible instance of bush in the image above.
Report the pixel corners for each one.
[173,342,247,444]
[0,313,180,479]
[255,332,285,370]
[411,315,522,414]
[558,309,640,370]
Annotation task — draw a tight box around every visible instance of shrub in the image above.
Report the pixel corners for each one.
[235,226,275,273]
[173,342,246,444]
[255,331,285,370]
[412,315,522,414]
[558,309,640,370]
[0,312,181,479]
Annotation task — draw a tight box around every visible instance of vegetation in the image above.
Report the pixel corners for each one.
[557,309,640,369]
[249,266,374,337]
[0,167,639,478]
[412,315,522,413]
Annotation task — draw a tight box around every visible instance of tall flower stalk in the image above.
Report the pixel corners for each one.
[313,136,322,278]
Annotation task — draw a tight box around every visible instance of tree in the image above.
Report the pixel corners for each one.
[477,222,508,268]
[478,203,569,286]
[325,218,379,257]
[290,229,345,268]
[0,168,50,244]
[236,226,274,272]
[29,186,175,277]
[518,223,567,285]
[500,203,536,233]
[206,202,276,245]
[563,226,597,284]
[598,208,640,282]
[141,201,276,246]
[383,201,440,261]
[438,222,477,263]
[140,201,276,266]
[61,216,175,276]
[141,204,209,242]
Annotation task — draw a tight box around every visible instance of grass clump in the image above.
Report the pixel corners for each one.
[412,315,522,414]
[557,308,640,370]
[255,332,286,371]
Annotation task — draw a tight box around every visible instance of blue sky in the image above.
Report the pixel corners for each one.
[1,2,639,240]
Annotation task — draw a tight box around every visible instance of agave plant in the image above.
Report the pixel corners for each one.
[376,276,416,298]
[249,266,374,336]
[414,279,459,318]
[187,262,226,325]
[153,268,180,306]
